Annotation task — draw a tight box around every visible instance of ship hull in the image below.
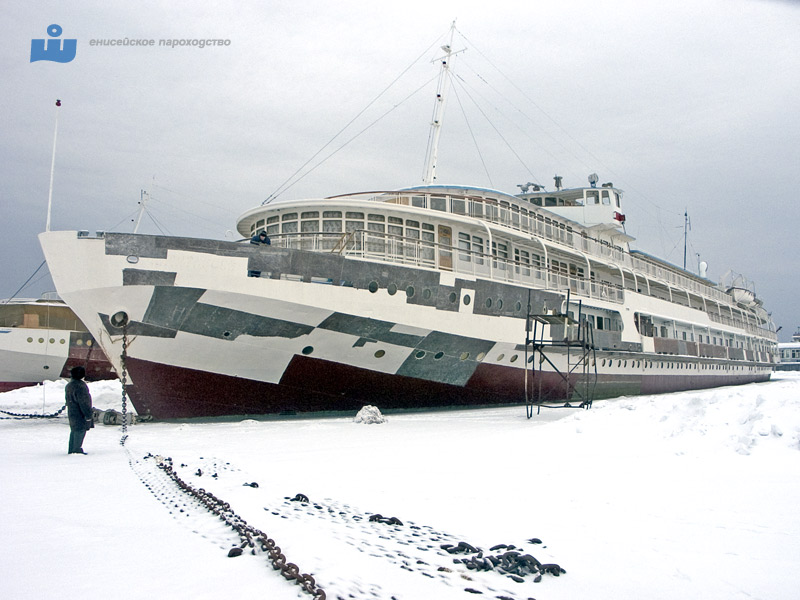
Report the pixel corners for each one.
[0,327,116,393]
[39,231,773,420]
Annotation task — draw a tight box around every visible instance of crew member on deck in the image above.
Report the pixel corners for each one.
[250,231,271,245]
[248,230,271,277]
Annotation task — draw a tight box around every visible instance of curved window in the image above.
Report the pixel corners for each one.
[368,281,379,293]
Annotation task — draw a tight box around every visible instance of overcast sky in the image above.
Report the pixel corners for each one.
[2,0,798,341]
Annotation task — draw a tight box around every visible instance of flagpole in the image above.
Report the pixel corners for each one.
[45,99,61,232]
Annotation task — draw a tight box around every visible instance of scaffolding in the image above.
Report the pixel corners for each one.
[524,291,598,418]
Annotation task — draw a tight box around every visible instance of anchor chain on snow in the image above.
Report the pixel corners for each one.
[0,404,66,420]
[111,318,323,598]
[148,455,326,599]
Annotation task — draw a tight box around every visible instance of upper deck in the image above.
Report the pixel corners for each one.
[237,184,736,311]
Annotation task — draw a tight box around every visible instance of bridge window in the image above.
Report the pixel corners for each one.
[430,196,447,212]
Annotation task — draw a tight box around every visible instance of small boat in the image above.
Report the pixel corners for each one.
[0,294,116,393]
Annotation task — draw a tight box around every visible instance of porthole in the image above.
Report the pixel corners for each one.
[485,298,493,308]
[368,281,379,293]
[510,354,518,363]
[406,286,415,298]
[476,352,485,362]
[460,352,470,361]
[623,360,627,368]
[415,350,426,359]
[497,299,503,310]
[49,338,55,344]
[528,355,534,363]
[449,292,458,303]
[423,289,432,300]
[302,346,314,355]
[497,353,505,361]
[223,331,231,338]
[86,340,93,347]
[38,338,44,344]
[515,301,522,312]
[463,294,471,305]
[76,339,83,346]
[43,365,49,370]
[126,255,139,264]
[601,359,606,367]
[434,351,444,360]
[27,337,33,343]
[618,360,622,368]
[374,349,386,358]
[388,283,397,296]
[60,339,66,344]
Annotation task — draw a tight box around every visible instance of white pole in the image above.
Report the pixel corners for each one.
[45,99,61,232]
[133,189,149,233]
[423,21,456,184]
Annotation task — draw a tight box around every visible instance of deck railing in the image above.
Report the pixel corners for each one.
[340,191,732,305]
[257,229,775,342]
[265,230,625,304]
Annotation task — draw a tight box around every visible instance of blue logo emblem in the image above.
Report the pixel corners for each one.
[31,24,77,63]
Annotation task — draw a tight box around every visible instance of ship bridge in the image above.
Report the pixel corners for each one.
[516,174,627,233]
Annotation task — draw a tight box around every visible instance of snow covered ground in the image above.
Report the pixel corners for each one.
[2,373,799,600]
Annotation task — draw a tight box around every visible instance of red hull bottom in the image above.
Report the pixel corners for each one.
[0,382,42,394]
[124,356,571,419]
[123,355,771,420]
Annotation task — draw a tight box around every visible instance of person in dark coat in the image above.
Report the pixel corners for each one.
[250,231,271,245]
[248,230,271,277]
[65,366,93,455]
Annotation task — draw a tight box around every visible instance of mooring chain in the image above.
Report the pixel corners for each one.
[0,404,66,420]
[149,455,325,599]
[119,325,129,446]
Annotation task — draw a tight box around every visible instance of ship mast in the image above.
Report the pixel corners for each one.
[423,22,457,184]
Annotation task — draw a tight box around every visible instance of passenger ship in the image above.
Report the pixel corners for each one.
[37,44,776,419]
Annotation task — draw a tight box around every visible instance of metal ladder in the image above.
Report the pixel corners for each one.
[524,290,598,418]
